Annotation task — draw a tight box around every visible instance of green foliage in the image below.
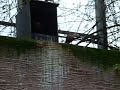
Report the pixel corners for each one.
[62,44,120,69]
[113,64,120,76]
[113,64,120,70]
[0,36,37,55]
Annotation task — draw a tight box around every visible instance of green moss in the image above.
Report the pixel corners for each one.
[113,64,120,70]
[0,36,37,55]
[61,44,120,69]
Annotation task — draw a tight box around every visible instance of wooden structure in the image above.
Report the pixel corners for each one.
[16,1,58,42]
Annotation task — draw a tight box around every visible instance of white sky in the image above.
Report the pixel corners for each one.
[0,0,97,47]
[0,0,120,48]
[55,0,96,47]
[57,0,95,32]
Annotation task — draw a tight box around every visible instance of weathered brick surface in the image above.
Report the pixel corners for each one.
[0,42,120,90]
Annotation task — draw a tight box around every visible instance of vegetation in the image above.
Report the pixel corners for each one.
[62,44,120,69]
[0,36,120,69]
[0,36,37,55]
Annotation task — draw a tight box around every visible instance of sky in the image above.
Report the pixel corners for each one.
[0,0,120,48]
[0,0,97,47]
[56,0,120,48]
[55,0,96,46]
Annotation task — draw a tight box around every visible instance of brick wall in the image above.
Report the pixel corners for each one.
[0,42,120,90]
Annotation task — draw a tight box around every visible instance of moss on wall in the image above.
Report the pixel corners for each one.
[1,36,120,69]
[0,36,37,55]
[62,44,120,69]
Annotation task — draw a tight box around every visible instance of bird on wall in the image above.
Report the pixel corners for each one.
[65,33,77,44]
